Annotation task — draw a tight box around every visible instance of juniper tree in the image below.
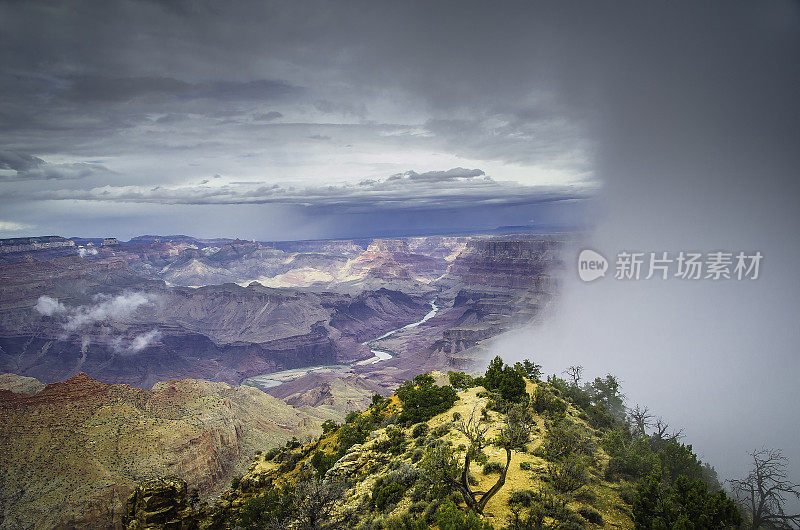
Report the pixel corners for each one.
[424,403,533,515]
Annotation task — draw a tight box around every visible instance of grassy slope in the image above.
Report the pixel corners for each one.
[224,375,634,528]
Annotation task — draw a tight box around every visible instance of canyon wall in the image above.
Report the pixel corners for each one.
[0,373,334,529]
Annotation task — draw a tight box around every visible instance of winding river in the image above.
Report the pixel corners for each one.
[242,299,438,390]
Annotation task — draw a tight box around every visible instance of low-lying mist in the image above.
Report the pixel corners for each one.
[490,0,800,496]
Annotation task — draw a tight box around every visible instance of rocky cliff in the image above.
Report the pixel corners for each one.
[0,280,429,388]
[0,236,75,254]
[0,373,336,529]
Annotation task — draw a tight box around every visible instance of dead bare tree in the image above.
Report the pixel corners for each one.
[730,448,800,529]
[629,404,653,436]
[653,417,684,442]
[427,403,532,515]
[563,365,583,387]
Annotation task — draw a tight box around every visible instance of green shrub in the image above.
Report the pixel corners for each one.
[373,465,421,511]
[539,419,595,462]
[310,450,338,475]
[483,461,504,474]
[619,482,636,505]
[322,419,340,434]
[577,506,603,525]
[412,423,430,438]
[506,486,580,529]
[483,356,528,403]
[448,371,477,390]
[530,386,567,418]
[431,423,451,438]
[603,430,660,481]
[574,488,597,505]
[346,409,362,423]
[514,360,542,380]
[422,499,442,523]
[277,452,301,473]
[632,471,741,528]
[231,475,242,489]
[374,481,406,510]
[385,512,430,530]
[377,427,408,455]
[548,454,589,494]
[519,461,533,471]
[435,498,494,530]
[397,374,459,425]
[338,421,369,454]
[237,484,294,528]
[409,501,428,514]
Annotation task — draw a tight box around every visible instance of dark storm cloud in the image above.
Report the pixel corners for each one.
[11,167,592,212]
[0,0,593,182]
[0,150,110,181]
[253,111,283,121]
[314,99,368,118]
[197,79,303,101]
[0,151,45,172]
[66,76,192,103]
[65,75,302,104]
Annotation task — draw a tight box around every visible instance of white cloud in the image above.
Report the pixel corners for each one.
[109,329,161,354]
[0,220,34,233]
[34,295,66,316]
[64,292,160,331]
[128,329,161,352]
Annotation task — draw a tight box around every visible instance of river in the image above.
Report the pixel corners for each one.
[242,299,439,390]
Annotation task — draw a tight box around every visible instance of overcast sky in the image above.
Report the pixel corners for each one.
[3,2,794,239]
[0,0,607,239]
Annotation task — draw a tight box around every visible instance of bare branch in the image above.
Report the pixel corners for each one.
[650,417,684,442]
[730,448,800,529]
[563,365,584,387]
[628,404,653,436]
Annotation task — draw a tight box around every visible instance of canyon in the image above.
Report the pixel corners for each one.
[0,231,570,528]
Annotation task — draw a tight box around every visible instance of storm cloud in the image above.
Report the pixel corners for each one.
[10,167,592,212]
[0,0,598,239]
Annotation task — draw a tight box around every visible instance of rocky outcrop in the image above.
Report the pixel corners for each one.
[431,327,505,355]
[0,236,75,254]
[0,374,334,529]
[447,239,563,289]
[123,477,197,529]
[0,372,45,395]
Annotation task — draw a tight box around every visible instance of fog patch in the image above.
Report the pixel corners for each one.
[34,295,66,316]
[64,292,160,331]
[110,329,161,355]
